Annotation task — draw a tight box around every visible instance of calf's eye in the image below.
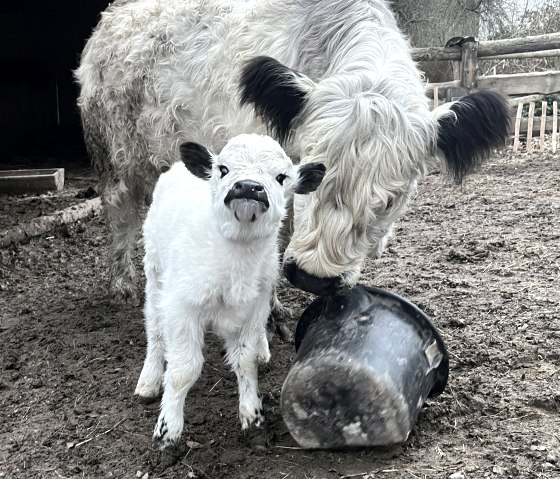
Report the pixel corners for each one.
[219,165,229,178]
[276,173,288,185]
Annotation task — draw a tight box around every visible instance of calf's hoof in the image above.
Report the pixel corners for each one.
[134,392,161,405]
[241,423,272,449]
[257,347,271,365]
[240,405,264,430]
[152,441,187,468]
[134,381,162,403]
[153,415,183,451]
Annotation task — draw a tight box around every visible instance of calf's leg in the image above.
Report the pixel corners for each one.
[224,294,271,430]
[153,303,205,449]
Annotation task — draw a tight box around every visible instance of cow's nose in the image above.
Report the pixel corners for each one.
[284,260,343,296]
[224,180,269,208]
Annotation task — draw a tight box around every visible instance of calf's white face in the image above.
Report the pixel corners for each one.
[180,134,325,241]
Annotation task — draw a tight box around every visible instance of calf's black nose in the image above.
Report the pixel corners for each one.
[224,180,269,208]
[234,180,263,192]
[284,260,343,296]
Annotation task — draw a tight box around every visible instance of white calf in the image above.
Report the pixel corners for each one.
[134,134,325,449]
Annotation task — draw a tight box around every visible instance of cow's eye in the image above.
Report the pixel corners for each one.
[276,173,288,185]
[219,165,229,178]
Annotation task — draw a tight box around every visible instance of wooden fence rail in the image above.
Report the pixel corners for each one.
[427,71,560,98]
[412,32,560,62]
[420,32,560,153]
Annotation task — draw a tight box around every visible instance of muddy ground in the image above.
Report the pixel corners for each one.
[1,148,559,479]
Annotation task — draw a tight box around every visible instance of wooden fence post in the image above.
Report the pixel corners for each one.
[553,101,558,154]
[461,40,479,89]
[446,37,478,101]
[539,101,547,151]
[527,102,535,152]
[513,103,523,152]
[433,86,439,108]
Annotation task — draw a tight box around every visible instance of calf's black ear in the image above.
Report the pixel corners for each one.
[296,162,326,194]
[180,142,212,180]
[240,56,314,145]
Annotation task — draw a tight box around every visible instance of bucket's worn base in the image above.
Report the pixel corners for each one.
[281,354,413,449]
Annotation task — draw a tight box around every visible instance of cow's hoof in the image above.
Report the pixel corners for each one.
[267,306,294,343]
[109,278,139,305]
[275,321,294,343]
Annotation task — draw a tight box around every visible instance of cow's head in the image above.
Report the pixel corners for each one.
[180,134,325,242]
[240,57,509,295]
[240,57,432,294]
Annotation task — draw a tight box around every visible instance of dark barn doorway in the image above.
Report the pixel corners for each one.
[0,1,110,166]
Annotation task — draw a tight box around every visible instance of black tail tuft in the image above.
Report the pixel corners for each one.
[437,90,510,183]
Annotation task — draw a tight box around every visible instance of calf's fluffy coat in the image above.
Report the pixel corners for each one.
[135,134,325,448]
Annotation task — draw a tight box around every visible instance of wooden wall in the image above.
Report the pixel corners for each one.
[0,1,110,160]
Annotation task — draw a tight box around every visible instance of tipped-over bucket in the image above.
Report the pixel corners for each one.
[280,285,449,449]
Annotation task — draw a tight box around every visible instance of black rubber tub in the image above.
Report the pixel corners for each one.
[280,284,449,448]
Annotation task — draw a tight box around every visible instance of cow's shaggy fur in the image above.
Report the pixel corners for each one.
[76,0,509,298]
[135,134,324,448]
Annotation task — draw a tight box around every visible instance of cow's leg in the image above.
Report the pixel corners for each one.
[224,294,270,430]
[269,199,294,339]
[153,303,205,449]
[103,178,144,301]
[135,252,165,402]
[368,181,418,259]
[371,224,395,259]
[268,287,293,342]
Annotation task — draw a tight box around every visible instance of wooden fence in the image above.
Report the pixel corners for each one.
[512,100,558,152]
[416,32,560,152]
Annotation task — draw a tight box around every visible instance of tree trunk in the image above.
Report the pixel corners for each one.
[393,0,480,82]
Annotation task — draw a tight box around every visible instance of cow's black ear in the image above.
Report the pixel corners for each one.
[437,90,510,183]
[240,56,314,145]
[296,162,326,194]
[179,142,212,180]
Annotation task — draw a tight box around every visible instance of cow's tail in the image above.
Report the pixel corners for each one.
[433,90,510,183]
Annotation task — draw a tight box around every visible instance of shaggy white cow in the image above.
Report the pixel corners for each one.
[134,134,325,448]
[76,0,509,299]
